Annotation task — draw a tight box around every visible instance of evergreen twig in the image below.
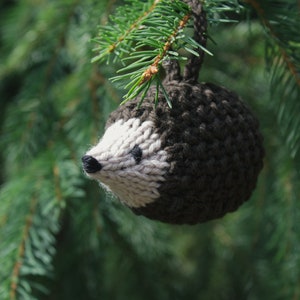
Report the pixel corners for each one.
[9,197,37,300]
[117,6,193,105]
[92,0,244,104]
[92,0,205,104]
[91,0,161,63]
[244,0,300,161]
[244,0,300,86]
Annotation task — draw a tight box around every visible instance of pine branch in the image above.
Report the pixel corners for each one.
[92,0,244,104]
[244,0,300,85]
[9,196,37,300]
[138,12,191,86]
[92,0,199,104]
[0,147,85,299]
[114,5,193,104]
[92,0,161,63]
[204,0,244,23]
[0,176,38,300]
[244,0,300,163]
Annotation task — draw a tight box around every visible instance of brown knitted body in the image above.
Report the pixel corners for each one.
[106,81,264,224]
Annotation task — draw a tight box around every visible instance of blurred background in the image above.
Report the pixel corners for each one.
[0,0,300,299]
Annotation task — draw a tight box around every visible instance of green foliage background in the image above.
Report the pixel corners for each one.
[0,0,299,299]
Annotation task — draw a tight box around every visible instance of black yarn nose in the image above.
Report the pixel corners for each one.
[81,155,102,173]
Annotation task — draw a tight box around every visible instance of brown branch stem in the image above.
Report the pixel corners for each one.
[53,165,63,202]
[10,197,37,300]
[108,0,161,54]
[139,12,192,85]
[244,0,300,87]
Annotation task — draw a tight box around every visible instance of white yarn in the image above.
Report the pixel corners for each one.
[85,118,170,208]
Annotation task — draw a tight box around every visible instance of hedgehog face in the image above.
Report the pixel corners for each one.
[82,117,170,208]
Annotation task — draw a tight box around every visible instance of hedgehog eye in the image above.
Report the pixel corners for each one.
[129,145,143,164]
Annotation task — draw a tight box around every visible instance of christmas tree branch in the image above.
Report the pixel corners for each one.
[116,7,194,105]
[43,0,80,91]
[92,0,204,104]
[139,12,191,85]
[243,0,300,162]
[91,0,243,104]
[244,0,300,86]
[53,165,63,202]
[10,196,37,300]
[92,0,161,63]
[88,68,103,142]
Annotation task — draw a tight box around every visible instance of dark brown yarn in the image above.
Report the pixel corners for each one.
[163,0,207,83]
[104,0,264,224]
[182,0,207,82]
[106,82,264,224]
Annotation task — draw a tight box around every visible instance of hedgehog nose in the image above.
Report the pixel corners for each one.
[81,155,102,173]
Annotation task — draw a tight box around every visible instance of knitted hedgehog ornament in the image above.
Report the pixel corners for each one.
[82,0,264,225]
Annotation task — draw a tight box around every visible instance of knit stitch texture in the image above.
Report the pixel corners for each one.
[106,81,264,224]
[85,118,170,208]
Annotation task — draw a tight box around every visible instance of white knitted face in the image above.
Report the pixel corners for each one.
[85,118,170,208]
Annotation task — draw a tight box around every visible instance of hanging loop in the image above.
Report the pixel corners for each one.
[163,0,207,83]
[183,0,207,82]
[162,59,182,82]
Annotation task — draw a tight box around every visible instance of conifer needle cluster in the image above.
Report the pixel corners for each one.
[92,0,242,104]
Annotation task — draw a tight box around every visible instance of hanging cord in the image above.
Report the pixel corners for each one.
[163,0,207,83]
[183,0,207,82]
[162,59,182,82]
